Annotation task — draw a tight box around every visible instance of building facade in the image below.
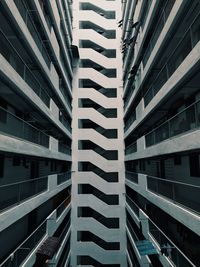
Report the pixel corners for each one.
[0,0,200,267]
[0,0,73,266]
[71,0,127,266]
[122,0,200,267]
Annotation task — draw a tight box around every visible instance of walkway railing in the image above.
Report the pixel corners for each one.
[142,0,175,67]
[149,219,196,267]
[0,220,47,267]
[145,98,200,147]
[0,29,50,107]
[147,175,200,214]
[0,176,48,212]
[57,171,71,185]
[0,106,49,148]
[125,142,137,155]
[14,0,51,68]
[124,111,136,132]
[58,143,72,155]
[56,195,71,218]
[126,195,140,217]
[59,111,72,133]
[126,171,138,184]
[144,11,200,107]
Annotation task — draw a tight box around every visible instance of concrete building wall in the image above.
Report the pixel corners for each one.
[123,0,200,266]
[0,0,73,266]
[71,0,127,266]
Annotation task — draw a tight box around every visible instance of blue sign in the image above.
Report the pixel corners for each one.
[135,240,158,256]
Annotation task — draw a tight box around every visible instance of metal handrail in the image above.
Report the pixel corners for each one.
[125,141,137,151]
[145,97,200,140]
[148,216,196,267]
[0,175,48,189]
[126,170,138,175]
[147,174,200,189]
[126,195,141,212]
[57,171,72,185]
[0,28,51,107]
[57,195,71,210]
[142,0,174,67]
[0,219,47,266]
[56,195,71,218]
[14,0,51,68]
[147,174,200,214]
[126,219,139,241]
[0,105,49,147]
[144,10,200,105]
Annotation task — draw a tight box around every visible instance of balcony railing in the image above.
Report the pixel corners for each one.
[56,195,71,218]
[58,221,71,243]
[140,0,152,30]
[126,171,138,184]
[59,112,72,133]
[142,0,175,67]
[147,175,200,215]
[0,176,48,212]
[0,220,47,267]
[59,86,72,110]
[14,0,51,68]
[149,219,196,267]
[124,84,135,109]
[124,111,136,132]
[58,143,72,155]
[145,98,200,147]
[126,195,140,218]
[38,0,52,31]
[125,142,137,155]
[0,29,51,108]
[57,172,71,185]
[0,106,49,147]
[127,222,138,243]
[144,11,200,107]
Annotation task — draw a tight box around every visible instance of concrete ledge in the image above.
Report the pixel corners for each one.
[126,129,200,161]
[0,55,71,139]
[0,133,71,161]
[124,0,186,114]
[0,178,71,232]
[126,177,200,236]
[125,40,200,139]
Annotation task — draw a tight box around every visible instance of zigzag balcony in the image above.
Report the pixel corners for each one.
[79,140,118,160]
[79,21,116,39]
[79,2,116,19]
[79,30,117,49]
[76,172,120,194]
[77,108,119,130]
[79,163,118,183]
[76,217,120,242]
[79,99,117,118]
[79,48,118,68]
[79,119,118,139]
[78,184,119,205]
[80,59,117,78]
[78,231,120,250]
[78,89,117,108]
[77,150,120,172]
[75,242,121,264]
[79,10,116,28]
[78,207,119,229]
[77,255,120,266]
[78,129,118,149]
[79,40,116,58]
[79,80,117,97]
[79,68,118,88]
